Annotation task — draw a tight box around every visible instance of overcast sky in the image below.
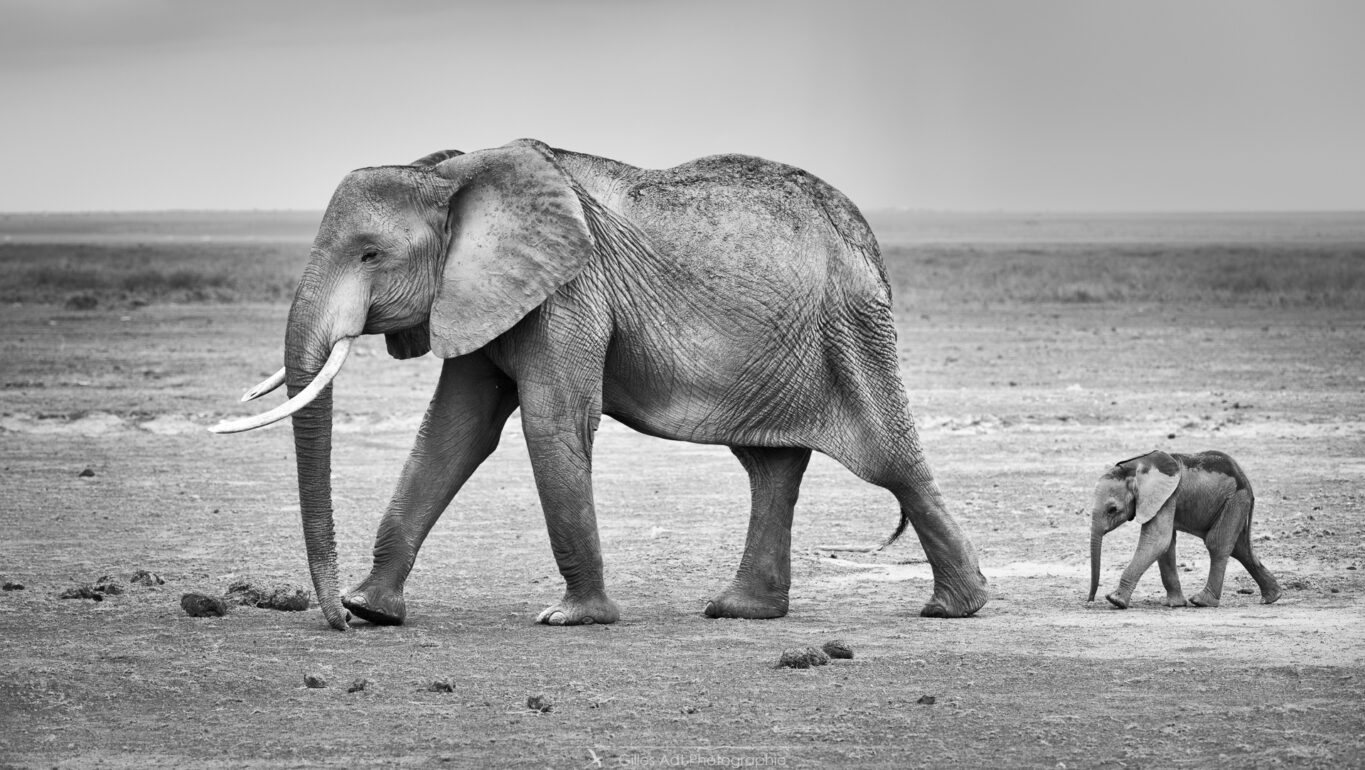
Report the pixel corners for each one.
[2,0,1362,212]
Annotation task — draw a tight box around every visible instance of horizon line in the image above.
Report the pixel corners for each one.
[2,208,1364,217]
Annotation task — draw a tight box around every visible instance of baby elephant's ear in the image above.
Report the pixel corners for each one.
[425,142,594,359]
[1129,451,1180,525]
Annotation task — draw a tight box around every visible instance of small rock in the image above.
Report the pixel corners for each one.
[428,679,455,693]
[347,678,369,693]
[777,647,830,669]
[130,570,165,586]
[526,695,553,713]
[917,695,937,705]
[78,468,96,478]
[180,592,228,617]
[60,585,103,602]
[2,581,24,591]
[303,673,328,689]
[822,640,854,659]
[1237,588,1254,595]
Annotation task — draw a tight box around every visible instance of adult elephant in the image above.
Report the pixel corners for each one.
[213,139,988,630]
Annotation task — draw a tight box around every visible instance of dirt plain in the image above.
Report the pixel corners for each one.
[1,212,1363,768]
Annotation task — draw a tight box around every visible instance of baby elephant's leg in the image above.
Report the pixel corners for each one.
[1233,519,1282,604]
[1189,494,1248,607]
[1157,535,1186,607]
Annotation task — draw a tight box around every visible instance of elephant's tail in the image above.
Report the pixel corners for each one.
[881,510,911,549]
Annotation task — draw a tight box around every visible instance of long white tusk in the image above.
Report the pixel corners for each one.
[240,367,286,402]
[209,338,354,434]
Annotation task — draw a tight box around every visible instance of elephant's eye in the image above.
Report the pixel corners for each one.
[360,248,379,263]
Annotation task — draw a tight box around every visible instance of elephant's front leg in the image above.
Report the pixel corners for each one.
[343,354,517,625]
[1107,513,1175,609]
[521,386,620,626]
[1156,534,1187,607]
[705,447,812,619]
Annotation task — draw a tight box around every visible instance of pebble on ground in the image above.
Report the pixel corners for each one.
[181,593,228,617]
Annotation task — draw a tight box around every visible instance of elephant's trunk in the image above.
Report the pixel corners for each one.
[288,380,348,629]
[1088,519,1104,602]
[282,272,362,631]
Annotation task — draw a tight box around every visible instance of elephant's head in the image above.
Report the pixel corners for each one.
[1087,451,1180,601]
[211,140,598,629]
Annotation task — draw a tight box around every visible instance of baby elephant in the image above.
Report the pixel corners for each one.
[1088,450,1281,609]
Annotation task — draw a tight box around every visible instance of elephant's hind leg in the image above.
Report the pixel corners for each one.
[887,478,990,618]
[831,436,990,617]
[705,446,812,619]
[1189,502,1238,608]
[1233,520,1281,604]
[816,327,988,618]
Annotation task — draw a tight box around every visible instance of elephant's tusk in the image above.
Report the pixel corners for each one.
[209,338,353,434]
[240,367,286,402]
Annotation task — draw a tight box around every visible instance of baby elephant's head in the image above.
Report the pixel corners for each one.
[1087,451,1180,601]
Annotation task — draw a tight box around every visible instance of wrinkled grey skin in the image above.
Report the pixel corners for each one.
[1088,450,1281,609]
[262,138,988,630]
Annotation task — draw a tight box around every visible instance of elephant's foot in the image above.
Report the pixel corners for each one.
[703,584,789,619]
[1164,593,1188,608]
[1188,589,1220,607]
[1261,585,1282,605]
[1105,592,1130,609]
[341,580,406,626]
[536,590,620,626]
[919,576,990,618]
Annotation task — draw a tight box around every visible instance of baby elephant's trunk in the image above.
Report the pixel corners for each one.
[1088,524,1103,601]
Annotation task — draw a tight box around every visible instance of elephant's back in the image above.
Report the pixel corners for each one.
[553,148,887,291]
[1176,451,1252,493]
[616,155,889,303]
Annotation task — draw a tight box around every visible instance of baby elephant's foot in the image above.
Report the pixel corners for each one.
[1260,582,1282,604]
[537,591,620,626]
[342,581,406,626]
[1188,589,1221,607]
[1164,594,1188,608]
[1105,592,1130,610]
[704,585,789,619]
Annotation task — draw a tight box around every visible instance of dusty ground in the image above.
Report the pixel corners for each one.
[2,255,1363,766]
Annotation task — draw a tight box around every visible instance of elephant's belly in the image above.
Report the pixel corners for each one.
[600,362,833,448]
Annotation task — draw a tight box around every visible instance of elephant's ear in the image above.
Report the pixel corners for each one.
[1127,451,1180,525]
[425,142,594,359]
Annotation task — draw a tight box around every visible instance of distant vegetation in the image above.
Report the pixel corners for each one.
[0,242,304,306]
[1,211,1362,309]
[884,242,1365,308]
